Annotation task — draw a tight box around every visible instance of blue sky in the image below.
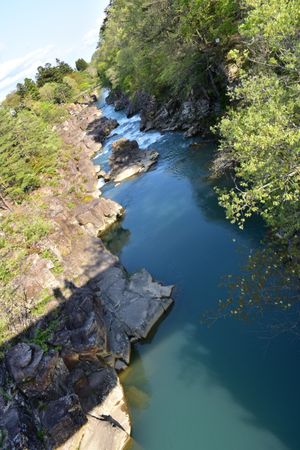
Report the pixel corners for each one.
[0,0,109,99]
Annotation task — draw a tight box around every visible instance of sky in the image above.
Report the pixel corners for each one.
[0,0,109,100]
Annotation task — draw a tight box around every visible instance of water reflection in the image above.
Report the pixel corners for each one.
[124,326,289,450]
[102,221,131,256]
[202,239,300,341]
[96,90,300,450]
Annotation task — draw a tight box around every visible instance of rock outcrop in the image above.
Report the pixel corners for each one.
[109,138,159,182]
[0,95,174,450]
[1,262,173,449]
[87,116,119,143]
[106,89,220,137]
[74,197,124,236]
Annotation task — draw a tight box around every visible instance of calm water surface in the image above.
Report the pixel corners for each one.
[94,92,300,450]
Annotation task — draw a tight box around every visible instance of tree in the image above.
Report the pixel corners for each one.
[75,58,88,71]
[36,59,73,87]
[0,108,61,200]
[38,82,58,102]
[53,82,73,104]
[215,0,300,237]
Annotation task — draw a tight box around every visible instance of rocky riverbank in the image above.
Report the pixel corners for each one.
[0,97,174,449]
[106,89,221,137]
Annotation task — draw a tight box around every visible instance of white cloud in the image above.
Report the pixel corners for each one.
[0,46,54,100]
[83,13,105,49]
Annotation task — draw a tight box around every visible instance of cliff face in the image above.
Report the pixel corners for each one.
[106,89,220,137]
[0,98,174,449]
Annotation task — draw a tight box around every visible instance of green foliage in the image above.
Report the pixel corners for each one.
[0,107,62,200]
[96,0,239,100]
[0,55,98,346]
[75,58,88,71]
[0,211,52,282]
[17,78,40,100]
[38,82,59,102]
[30,319,59,351]
[36,59,73,87]
[53,82,73,104]
[216,0,300,237]
[30,101,68,124]
[41,249,63,274]
[97,0,299,239]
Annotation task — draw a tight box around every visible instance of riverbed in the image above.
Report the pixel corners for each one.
[94,92,300,450]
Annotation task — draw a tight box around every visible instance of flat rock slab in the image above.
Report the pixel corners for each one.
[59,378,131,450]
[97,266,174,342]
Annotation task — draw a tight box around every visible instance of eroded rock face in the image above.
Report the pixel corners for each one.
[1,266,173,449]
[0,96,175,450]
[0,401,41,450]
[88,116,119,143]
[109,138,159,182]
[6,344,69,399]
[106,90,129,112]
[99,267,174,341]
[74,197,124,236]
[107,89,219,137]
[40,393,86,447]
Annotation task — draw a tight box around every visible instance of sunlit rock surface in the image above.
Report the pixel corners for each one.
[109,138,159,182]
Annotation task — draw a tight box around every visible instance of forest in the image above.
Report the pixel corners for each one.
[95,0,300,239]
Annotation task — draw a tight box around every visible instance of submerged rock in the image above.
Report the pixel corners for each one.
[109,138,159,182]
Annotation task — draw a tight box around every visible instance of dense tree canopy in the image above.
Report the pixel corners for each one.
[216,0,300,237]
[96,0,300,238]
[75,58,89,71]
[36,58,73,87]
[0,57,97,202]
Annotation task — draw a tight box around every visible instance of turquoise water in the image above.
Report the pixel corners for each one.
[94,92,300,450]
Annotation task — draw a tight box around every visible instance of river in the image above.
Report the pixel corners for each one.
[94,91,300,450]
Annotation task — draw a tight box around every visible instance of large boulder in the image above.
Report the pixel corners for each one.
[40,393,86,447]
[0,402,42,450]
[75,197,124,236]
[87,116,119,143]
[97,266,174,341]
[52,289,108,361]
[109,138,159,182]
[6,343,69,399]
[106,90,129,112]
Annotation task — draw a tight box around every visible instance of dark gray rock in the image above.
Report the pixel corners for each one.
[6,343,43,385]
[53,290,108,359]
[87,116,119,143]
[0,402,42,450]
[40,393,86,447]
[106,90,129,111]
[68,360,117,412]
[97,266,174,341]
[109,138,159,182]
[6,344,69,399]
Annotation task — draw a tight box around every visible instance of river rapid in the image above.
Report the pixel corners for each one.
[94,91,300,450]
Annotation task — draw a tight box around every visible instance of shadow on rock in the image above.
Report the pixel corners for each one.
[0,256,174,449]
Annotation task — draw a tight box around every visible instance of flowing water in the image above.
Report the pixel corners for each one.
[94,92,300,450]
